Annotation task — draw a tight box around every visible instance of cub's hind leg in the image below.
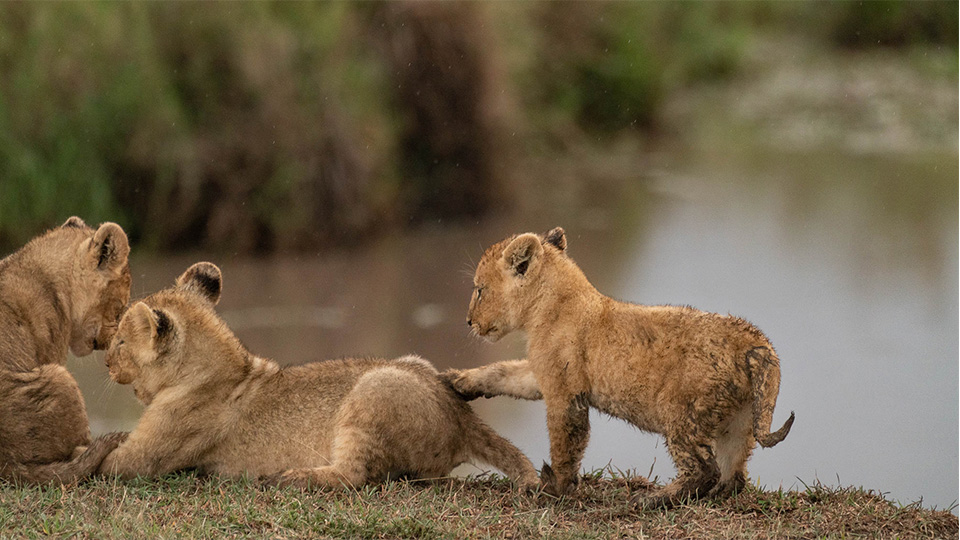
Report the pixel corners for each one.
[269,365,454,490]
[442,359,542,401]
[268,424,373,490]
[463,414,538,492]
[632,426,721,509]
[712,405,754,498]
[266,388,383,490]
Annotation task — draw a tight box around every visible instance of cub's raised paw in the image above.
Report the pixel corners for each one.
[438,369,485,401]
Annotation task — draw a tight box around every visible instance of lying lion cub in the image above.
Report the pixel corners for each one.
[445,227,794,508]
[1,217,130,484]
[99,262,537,490]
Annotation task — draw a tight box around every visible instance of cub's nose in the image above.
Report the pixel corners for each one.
[466,318,473,327]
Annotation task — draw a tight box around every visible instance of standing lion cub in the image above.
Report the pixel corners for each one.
[444,227,794,508]
[99,262,537,490]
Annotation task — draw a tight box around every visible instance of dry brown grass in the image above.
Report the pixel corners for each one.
[1,471,955,539]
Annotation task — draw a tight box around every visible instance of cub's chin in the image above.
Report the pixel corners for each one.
[70,323,104,357]
[476,325,506,343]
[109,371,134,385]
[70,337,96,358]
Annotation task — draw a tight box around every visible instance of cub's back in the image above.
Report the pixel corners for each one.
[208,356,462,476]
[602,302,771,356]
[257,356,458,427]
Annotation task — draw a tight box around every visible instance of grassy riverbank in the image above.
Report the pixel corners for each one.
[1,471,955,539]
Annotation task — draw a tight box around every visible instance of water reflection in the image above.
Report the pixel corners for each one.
[69,145,956,511]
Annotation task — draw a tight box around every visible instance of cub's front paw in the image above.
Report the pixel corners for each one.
[98,431,130,448]
[74,432,131,479]
[439,369,485,401]
[539,462,575,498]
[84,432,129,461]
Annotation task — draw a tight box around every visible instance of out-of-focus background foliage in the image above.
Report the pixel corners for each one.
[1,1,954,252]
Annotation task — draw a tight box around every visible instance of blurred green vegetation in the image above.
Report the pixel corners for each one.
[527,2,755,133]
[0,1,955,252]
[0,3,396,251]
[828,0,958,48]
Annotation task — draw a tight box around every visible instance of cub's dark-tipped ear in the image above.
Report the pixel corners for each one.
[62,216,88,229]
[543,227,566,252]
[90,223,130,276]
[127,302,174,345]
[501,233,543,277]
[176,262,222,305]
[152,308,173,341]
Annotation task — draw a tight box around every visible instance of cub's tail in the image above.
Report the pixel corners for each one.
[746,347,795,448]
[464,414,538,490]
[0,432,126,485]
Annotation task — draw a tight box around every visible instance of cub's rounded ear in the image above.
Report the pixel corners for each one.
[176,262,222,305]
[90,223,130,276]
[501,233,543,277]
[62,216,88,229]
[127,302,174,345]
[543,227,567,252]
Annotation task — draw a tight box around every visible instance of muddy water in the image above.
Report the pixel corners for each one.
[69,142,956,510]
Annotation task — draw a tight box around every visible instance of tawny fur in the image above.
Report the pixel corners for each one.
[444,227,794,508]
[0,217,131,484]
[99,263,537,491]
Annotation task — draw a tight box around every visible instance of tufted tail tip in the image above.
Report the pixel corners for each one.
[758,411,795,448]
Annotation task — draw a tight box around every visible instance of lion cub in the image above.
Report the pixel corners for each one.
[445,227,794,508]
[0,217,130,484]
[99,262,537,490]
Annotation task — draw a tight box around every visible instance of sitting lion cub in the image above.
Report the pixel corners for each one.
[0,217,130,484]
[99,262,537,490]
[445,227,794,508]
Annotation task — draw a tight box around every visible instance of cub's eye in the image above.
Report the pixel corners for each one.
[115,339,125,346]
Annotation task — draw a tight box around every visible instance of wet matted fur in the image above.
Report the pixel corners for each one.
[444,227,794,508]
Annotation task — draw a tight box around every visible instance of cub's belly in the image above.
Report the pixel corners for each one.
[588,391,665,435]
[203,432,333,477]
